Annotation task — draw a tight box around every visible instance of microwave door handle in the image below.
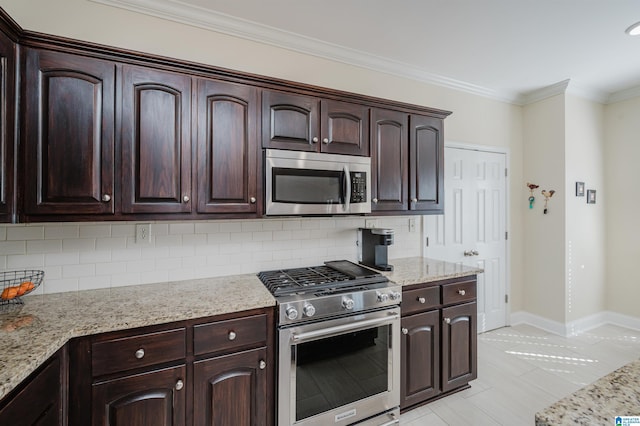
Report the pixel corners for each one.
[343,165,351,211]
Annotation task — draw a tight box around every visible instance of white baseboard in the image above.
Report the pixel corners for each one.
[510,310,640,337]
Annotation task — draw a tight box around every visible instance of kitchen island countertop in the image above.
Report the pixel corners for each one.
[535,358,640,425]
[0,256,480,402]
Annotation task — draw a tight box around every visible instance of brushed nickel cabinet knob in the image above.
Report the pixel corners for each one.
[102,194,111,202]
[183,195,190,203]
[175,380,184,391]
[259,360,266,370]
[250,197,256,204]
[228,331,237,341]
[135,348,145,359]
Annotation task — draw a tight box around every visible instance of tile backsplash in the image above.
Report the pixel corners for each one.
[0,216,423,294]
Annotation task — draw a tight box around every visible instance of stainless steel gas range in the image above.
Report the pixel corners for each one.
[258,260,401,426]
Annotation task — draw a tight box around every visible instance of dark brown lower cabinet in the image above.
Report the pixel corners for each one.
[193,348,268,426]
[92,365,186,426]
[400,310,440,408]
[442,302,477,393]
[400,276,477,412]
[0,349,65,425]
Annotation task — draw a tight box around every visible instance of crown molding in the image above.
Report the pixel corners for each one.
[90,0,522,104]
[519,79,571,105]
[607,85,640,104]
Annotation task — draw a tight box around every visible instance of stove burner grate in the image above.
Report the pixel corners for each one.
[258,266,354,296]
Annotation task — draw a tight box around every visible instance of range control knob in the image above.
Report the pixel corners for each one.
[342,297,355,310]
[376,291,389,302]
[285,306,299,321]
[303,303,316,317]
[389,291,402,301]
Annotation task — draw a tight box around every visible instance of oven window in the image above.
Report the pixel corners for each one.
[273,168,343,204]
[295,325,390,421]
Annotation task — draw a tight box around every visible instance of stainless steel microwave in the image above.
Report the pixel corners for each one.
[265,149,371,216]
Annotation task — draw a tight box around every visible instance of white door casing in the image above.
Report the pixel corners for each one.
[425,145,508,332]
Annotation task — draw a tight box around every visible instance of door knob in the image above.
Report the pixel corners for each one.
[464,250,479,257]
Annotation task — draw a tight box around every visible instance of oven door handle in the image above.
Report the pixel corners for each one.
[290,312,399,343]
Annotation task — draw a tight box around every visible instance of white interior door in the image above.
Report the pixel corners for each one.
[425,146,507,332]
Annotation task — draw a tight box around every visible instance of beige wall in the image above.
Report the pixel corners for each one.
[604,97,640,318]
[1,0,526,306]
[565,95,606,322]
[522,95,566,323]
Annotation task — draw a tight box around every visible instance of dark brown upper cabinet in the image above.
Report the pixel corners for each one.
[121,65,191,213]
[370,109,445,214]
[121,65,192,214]
[262,90,369,156]
[22,48,116,216]
[409,114,444,213]
[370,108,408,212]
[0,29,15,223]
[196,79,258,214]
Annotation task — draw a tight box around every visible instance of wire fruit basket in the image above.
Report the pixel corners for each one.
[0,270,44,306]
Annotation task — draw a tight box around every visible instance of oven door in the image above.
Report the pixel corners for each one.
[278,308,400,426]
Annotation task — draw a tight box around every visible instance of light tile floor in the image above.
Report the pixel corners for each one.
[399,324,640,425]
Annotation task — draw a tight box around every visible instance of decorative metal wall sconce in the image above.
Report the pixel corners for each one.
[541,190,556,214]
[527,183,539,209]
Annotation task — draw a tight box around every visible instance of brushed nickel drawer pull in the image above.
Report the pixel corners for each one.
[418,297,426,304]
[135,348,145,359]
[458,289,466,296]
[228,331,237,341]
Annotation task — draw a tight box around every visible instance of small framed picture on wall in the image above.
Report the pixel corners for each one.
[587,189,596,204]
[576,182,585,197]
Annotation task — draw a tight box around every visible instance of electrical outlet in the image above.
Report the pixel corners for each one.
[409,218,416,232]
[136,223,151,244]
[365,219,377,229]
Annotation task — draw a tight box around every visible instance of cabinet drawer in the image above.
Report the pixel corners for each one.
[402,286,440,315]
[442,280,476,305]
[92,328,186,377]
[194,314,267,356]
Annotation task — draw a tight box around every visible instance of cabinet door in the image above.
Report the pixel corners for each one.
[121,65,192,213]
[0,31,15,222]
[0,352,63,426]
[92,365,186,426]
[400,310,440,409]
[196,79,258,214]
[370,108,408,211]
[193,348,267,426]
[23,48,115,215]
[441,302,477,392]
[262,90,319,151]
[409,115,444,212]
[320,100,369,156]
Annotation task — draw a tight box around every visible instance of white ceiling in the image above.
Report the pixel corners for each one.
[93,0,640,104]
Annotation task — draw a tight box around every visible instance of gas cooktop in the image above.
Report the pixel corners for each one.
[258,260,388,297]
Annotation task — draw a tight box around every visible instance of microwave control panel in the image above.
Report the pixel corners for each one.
[350,172,367,202]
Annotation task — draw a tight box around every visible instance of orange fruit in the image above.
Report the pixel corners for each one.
[1,286,18,300]
[17,281,34,296]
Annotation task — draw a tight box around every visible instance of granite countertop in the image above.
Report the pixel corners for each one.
[0,274,275,401]
[535,359,640,425]
[383,256,482,286]
[0,256,480,402]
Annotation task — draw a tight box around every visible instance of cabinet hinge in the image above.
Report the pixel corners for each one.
[505,231,508,240]
[425,237,429,247]
[505,168,508,177]
[505,294,509,304]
